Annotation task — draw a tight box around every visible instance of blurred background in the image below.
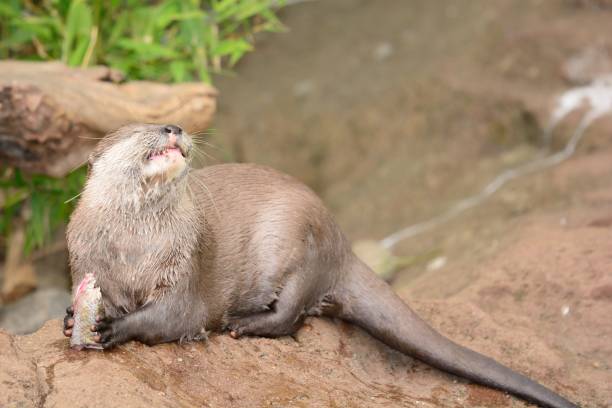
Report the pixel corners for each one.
[1,3,612,401]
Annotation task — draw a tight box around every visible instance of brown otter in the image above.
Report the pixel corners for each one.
[63,124,578,408]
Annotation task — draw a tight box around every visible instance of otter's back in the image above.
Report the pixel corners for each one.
[189,163,326,219]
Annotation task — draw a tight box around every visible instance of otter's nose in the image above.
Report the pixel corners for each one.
[163,125,183,146]
[163,125,183,136]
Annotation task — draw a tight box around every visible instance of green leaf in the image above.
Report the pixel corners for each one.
[25,191,48,255]
[106,13,129,48]
[68,34,91,66]
[212,38,252,66]
[170,60,188,82]
[116,38,179,60]
[62,0,93,65]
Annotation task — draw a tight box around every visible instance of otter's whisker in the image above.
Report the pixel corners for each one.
[189,147,207,164]
[78,135,107,140]
[191,128,216,137]
[191,139,225,154]
[189,175,221,220]
[192,145,218,163]
[186,184,205,219]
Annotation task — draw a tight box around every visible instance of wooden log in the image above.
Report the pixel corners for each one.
[0,61,217,177]
[1,214,36,303]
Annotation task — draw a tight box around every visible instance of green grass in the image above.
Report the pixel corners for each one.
[0,166,87,255]
[0,0,286,83]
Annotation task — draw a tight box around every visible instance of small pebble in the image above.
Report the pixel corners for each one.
[373,42,394,61]
[427,256,447,271]
[561,305,570,316]
[293,80,314,98]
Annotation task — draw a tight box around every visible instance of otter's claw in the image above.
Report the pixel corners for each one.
[91,316,122,349]
[63,305,74,337]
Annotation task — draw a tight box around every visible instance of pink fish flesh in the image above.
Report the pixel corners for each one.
[70,273,104,350]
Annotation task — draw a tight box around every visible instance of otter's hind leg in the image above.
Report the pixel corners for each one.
[227,272,310,338]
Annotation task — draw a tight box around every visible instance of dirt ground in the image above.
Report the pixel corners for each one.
[1,204,610,407]
[206,0,612,405]
[1,0,612,406]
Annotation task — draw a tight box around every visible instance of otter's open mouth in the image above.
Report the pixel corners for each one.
[147,146,186,161]
[143,143,188,181]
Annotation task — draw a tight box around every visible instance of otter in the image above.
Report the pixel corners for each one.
[63,124,578,408]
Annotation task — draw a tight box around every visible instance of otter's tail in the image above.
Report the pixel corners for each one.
[331,255,578,408]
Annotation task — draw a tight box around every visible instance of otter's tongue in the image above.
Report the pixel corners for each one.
[149,147,181,161]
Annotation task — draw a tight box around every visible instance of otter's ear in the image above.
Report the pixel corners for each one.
[86,153,96,177]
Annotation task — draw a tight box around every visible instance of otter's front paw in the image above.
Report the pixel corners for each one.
[63,306,74,337]
[91,316,126,349]
[226,320,247,339]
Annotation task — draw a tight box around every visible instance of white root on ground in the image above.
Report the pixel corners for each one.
[380,79,612,250]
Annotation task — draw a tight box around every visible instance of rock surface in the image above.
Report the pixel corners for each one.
[2,194,611,407]
[0,288,70,335]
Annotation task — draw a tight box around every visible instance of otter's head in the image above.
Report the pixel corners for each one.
[84,124,193,210]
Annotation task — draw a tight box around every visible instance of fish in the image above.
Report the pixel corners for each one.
[70,273,104,350]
